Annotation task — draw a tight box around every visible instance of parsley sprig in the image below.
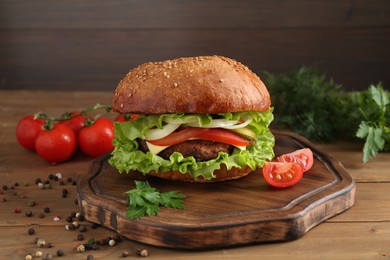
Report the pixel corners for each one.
[263,67,389,162]
[124,181,186,219]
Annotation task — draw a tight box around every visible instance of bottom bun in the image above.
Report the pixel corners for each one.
[147,164,253,182]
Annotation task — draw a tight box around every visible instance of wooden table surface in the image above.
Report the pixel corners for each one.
[1,90,390,260]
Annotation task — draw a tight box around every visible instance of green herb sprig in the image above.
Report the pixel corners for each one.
[263,67,389,162]
[124,181,186,219]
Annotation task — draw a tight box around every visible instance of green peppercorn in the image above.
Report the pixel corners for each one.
[27,200,36,207]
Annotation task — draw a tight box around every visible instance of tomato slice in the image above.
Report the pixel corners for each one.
[147,127,251,147]
[147,128,210,146]
[262,162,303,188]
[196,128,251,147]
[277,148,314,172]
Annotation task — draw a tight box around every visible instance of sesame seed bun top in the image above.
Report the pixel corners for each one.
[112,55,271,114]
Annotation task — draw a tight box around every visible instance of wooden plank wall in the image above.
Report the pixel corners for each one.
[0,0,389,91]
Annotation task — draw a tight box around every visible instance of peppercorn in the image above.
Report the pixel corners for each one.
[35,178,41,185]
[25,210,33,217]
[48,174,54,180]
[66,215,73,222]
[27,228,35,235]
[56,249,65,257]
[67,223,76,231]
[67,177,73,183]
[62,188,69,195]
[77,233,84,241]
[47,242,54,248]
[14,208,21,213]
[34,251,43,257]
[108,239,116,246]
[42,252,53,260]
[76,244,85,252]
[53,175,59,181]
[86,255,94,260]
[36,238,46,247]
[72,221,79,228]
[77,214,85,221]
[37,183,44,189]
[92,243,99,250]
[136,249,149,257]
[2,197,7,202]
[25,254,32,260]
[72,180,77,185]
[2,185,8,190]
[85,243,93,250]
[44,183,52,189]
[38,213,45,218]
[74,198,79,205]
[121,250,130,257]
[14,182,19,187]
[91,223,99,229]
[79,225,87,232]
[59,180,65,186]
[113,234,123,242]
[27,200,36,207]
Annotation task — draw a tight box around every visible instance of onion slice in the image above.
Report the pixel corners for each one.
[185,119,239,128]
[221,118,253,129]
[144,123,181,141]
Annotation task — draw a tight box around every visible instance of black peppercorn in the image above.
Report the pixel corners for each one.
[56,249,65,257]
[85,243,93,250]
[67,177,72,183]
[74,198,79,205]
[92,243,99,250]
[2,185,8,190]
[42,253,53,260]
[25,210,33,217]
[59,180,65,186]
[91,223,99,229]
[67,223,76,231]
[113,234,122,242]
[35,178,41,185]
[86,255,94,260]
[48,174,54,180]
[77,214,85,221]
[79,225,87,232]
[38,213,45,218]
[53,175,59,181]
[43,207,50,213]
[27,228,35,235]
[62,188,68,195]
[77,234,84,241]
[66,215,73,223]
[14,182,19,187]
[72,180,77,185]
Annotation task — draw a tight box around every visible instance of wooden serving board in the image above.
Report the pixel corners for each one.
[77,131,355,249]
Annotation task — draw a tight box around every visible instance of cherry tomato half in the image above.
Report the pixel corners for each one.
[262,162,303,188]
[78,117,114,157]
[35,124,77,163]
[277,148,314,172]
[16,115,45,151]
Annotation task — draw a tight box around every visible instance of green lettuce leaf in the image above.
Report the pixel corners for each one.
[109,110,275,180]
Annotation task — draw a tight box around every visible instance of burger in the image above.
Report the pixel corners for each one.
[109,55,275,182]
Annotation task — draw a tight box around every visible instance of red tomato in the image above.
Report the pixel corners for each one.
[78,117,114,157]
[147,128,210,146]
[35,124,77,163]
[262,162,303,188]
[277,148,314,172]
[115,114,139,122]
[197,128,251,147]
[62,112,90,136]
[147,128,251,147]
[16,115,45,151]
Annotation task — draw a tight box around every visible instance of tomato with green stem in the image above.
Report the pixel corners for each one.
[78,117,115,157]
[35,124,77,163]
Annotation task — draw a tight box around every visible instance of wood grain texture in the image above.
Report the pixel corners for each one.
[77,131,355,249]
[0,1,389,91]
